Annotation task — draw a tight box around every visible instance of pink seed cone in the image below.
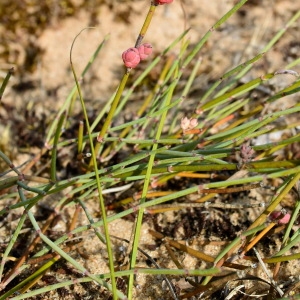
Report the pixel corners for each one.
[137,43,153,60]
[269,211,291,225]
[122,47,140,68]
[181,117,190,131]
[189,118,198,129]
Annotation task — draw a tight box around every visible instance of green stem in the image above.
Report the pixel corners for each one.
[16,188,126,300]
[0,67,14,103]
[135,4,157,47]
[50,113,65,181]
[69,29,118,299]
[92,72,130,163]
[127,79,177,299]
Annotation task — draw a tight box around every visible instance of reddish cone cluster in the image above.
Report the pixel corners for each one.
[269,211,291,225]
[181,117,198,132]
[122,43,153,68]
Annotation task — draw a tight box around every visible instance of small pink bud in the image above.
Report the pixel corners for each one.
[137,43,153,60]
[122,47,140,68]
[181,117,199,132]
[154,0,173,4]
[278,214,291,225]
[189,118,198,129]
[269,211,291,225]
[181,117,190,131]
